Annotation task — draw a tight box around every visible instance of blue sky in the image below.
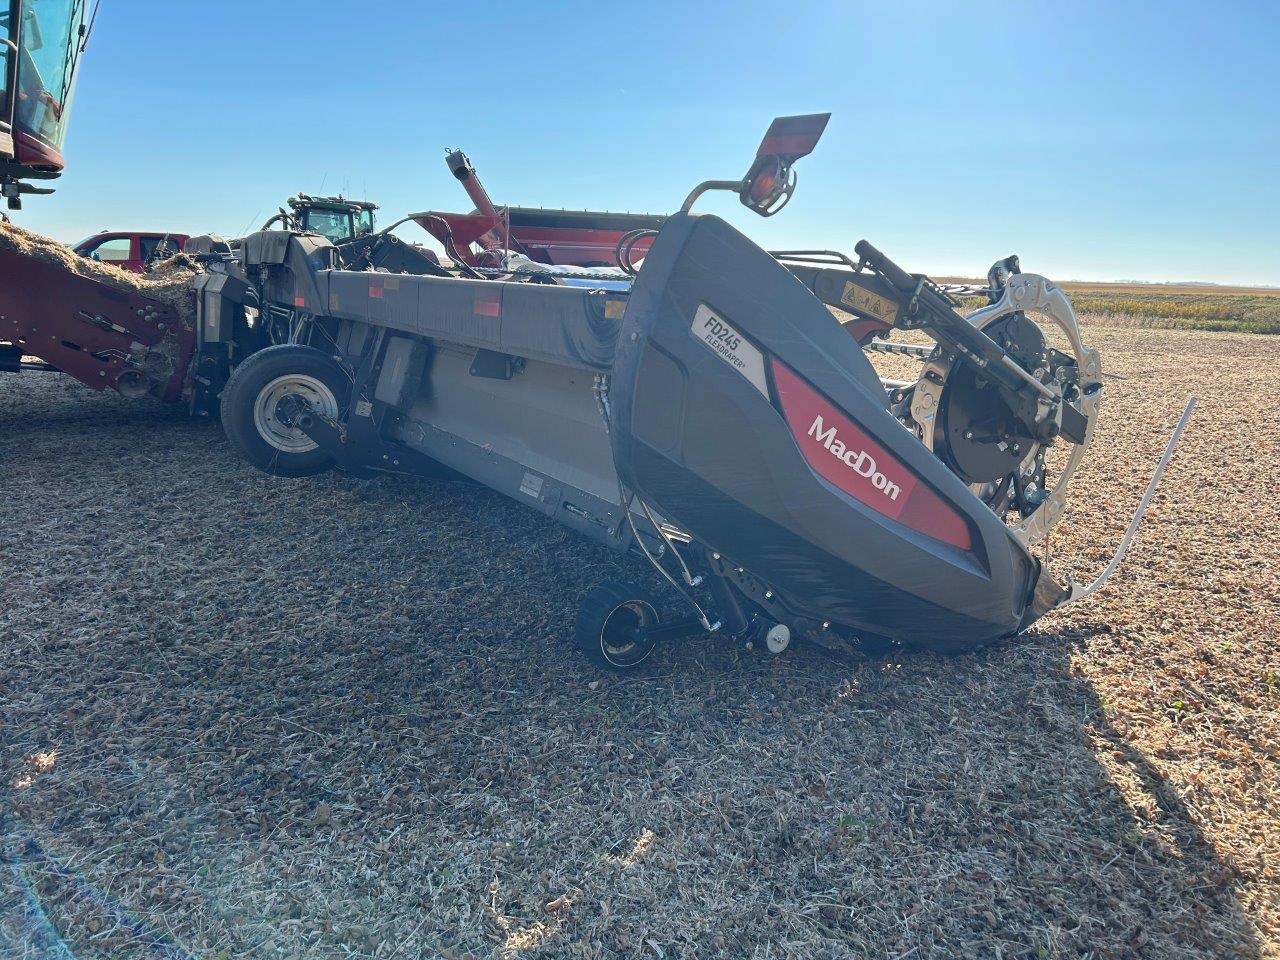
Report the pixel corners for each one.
[21,0,1280,285]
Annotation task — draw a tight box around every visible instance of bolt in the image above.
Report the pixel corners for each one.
[764,590,773,599]
[157,323,166,330]
[822,621,831,630]
[964,430,974,440]
[712,552,720,561]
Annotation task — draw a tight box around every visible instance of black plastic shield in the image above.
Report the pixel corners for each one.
[609,213,1044,648]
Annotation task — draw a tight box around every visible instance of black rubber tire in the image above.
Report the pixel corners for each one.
[575,581,663,672]
[221,345,349,478]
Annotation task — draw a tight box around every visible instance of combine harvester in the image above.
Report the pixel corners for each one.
[0,114,1192,669]
[0,0,94,209]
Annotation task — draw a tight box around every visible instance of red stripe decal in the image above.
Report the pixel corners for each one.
[771,359,971,551]
[368,285,383,299]
[293,295,306,307]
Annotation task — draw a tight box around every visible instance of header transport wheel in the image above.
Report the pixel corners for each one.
[221,345,351,477]
[575,581,664,672]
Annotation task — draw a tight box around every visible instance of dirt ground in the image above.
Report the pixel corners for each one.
[1,322,1276,959]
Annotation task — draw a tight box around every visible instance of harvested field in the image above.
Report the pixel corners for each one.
[1,321,1277,959]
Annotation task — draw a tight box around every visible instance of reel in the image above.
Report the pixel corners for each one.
[905,273,1103,546]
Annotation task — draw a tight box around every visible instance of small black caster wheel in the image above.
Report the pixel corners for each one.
[738,617,792,656]
[575,581,663,671]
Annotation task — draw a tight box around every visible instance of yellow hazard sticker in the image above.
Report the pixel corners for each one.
[840,280,896,323]
[604,299,626,320]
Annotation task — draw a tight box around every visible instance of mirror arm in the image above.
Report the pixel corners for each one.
[679,179,746,214]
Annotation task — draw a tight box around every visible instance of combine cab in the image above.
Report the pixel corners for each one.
[0,0,94,209]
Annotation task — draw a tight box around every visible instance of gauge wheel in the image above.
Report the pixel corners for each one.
[222,345,349,477]
[575,581,663,671]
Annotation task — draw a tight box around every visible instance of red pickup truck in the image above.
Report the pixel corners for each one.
[72,231,190,273]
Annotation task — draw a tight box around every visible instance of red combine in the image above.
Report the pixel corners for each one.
[0,0,94,209]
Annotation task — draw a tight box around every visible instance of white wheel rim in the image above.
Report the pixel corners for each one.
[765,623,791,654]
[252,374,339,454]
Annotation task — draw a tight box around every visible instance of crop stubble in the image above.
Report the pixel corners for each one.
[0,322,1276,958]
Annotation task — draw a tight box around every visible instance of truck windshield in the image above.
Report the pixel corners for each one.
[10,0,91,152]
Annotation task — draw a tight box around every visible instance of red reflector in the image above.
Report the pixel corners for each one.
[474,295,501,317]
[771,360,972,551]
[750,171,776,202]
[368,285,383,299]
[293,295,306,307]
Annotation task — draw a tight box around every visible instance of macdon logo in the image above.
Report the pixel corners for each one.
[807,414,902,501]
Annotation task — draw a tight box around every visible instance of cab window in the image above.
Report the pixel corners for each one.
[12,0,91,151]
[302,208,352,242]
[139,235,180,262]
[81,236,131,262]
[356,209,375,235]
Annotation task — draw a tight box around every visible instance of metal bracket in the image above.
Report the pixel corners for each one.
[469,348,521,380]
